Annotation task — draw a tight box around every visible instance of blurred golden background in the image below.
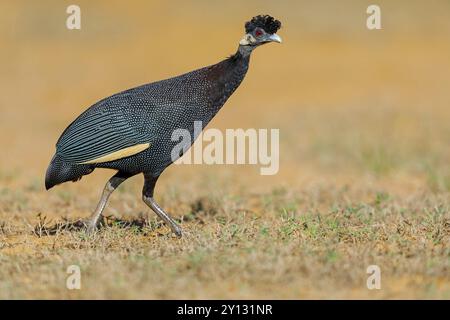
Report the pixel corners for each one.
[1,0,450,192]
[0,0,449,299]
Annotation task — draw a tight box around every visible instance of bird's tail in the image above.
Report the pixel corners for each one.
[45,154,93,190]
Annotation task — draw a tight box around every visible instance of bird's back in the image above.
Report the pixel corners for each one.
[57,66,207,161]
[53,53,250,175]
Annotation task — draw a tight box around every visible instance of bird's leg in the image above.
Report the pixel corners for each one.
[86,171,131,234]
[144,196,183,238]
[142,174,182,238]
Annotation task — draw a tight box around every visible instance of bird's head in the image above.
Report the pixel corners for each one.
[239,15,282,48]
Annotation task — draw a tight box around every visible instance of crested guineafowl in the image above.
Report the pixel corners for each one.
[45,15,282,237]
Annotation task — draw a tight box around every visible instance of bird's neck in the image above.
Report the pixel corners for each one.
[205,46,252,112]
[237,44,255,58]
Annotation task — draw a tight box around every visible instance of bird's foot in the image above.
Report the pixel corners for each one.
[80,218,99,235]
[86,223,98,235]
[171,224,182,238]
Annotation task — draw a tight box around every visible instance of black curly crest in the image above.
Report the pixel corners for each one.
[245,15,281,34]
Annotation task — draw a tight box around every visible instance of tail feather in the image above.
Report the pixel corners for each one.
[45,154,93,190]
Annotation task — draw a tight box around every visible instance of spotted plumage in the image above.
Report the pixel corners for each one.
[45,15,282,237]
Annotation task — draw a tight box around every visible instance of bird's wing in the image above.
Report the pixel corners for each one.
[56,103,151,164]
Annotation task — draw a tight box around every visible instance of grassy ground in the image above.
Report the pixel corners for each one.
[0,0,449,299]
[1,177,449,299]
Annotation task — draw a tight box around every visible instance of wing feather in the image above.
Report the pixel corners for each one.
[56,106,150,164]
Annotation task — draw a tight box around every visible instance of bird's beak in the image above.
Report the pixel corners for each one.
[268,33,282,43]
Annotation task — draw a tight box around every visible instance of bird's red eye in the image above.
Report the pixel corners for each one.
[255,29,263,37]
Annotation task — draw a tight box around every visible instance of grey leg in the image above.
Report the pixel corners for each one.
[86,171,132,233]
[142,174,182,238]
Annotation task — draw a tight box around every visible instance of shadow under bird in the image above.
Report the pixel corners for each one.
[45,15,282,237]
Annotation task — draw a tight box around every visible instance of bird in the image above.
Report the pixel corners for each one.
[45,15,282,237]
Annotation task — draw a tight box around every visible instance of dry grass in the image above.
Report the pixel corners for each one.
[0,0,450,299]
[1,180,449,299]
